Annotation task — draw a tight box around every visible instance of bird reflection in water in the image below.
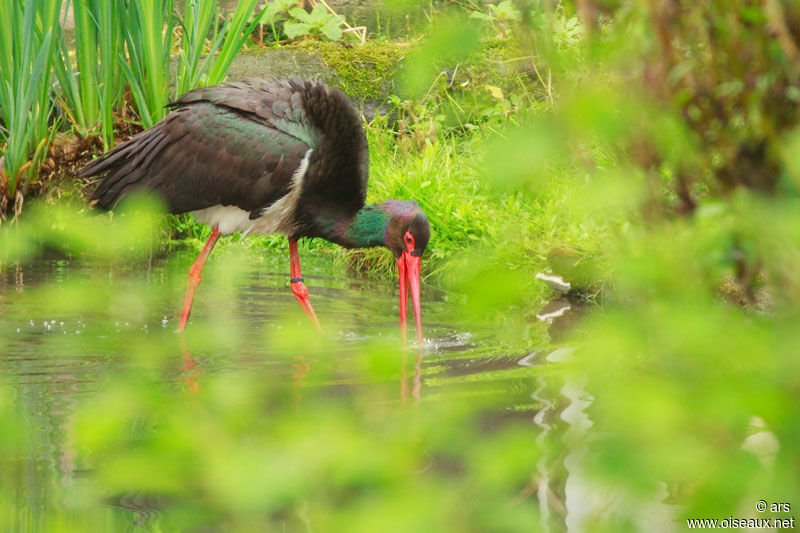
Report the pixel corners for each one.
[177,348,313,401]
[179,335,203,395]
[291,355,312,404]
[179,347,419,404]
[400,349,423,404]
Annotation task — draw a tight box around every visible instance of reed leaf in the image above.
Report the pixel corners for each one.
[0,0,61,205]
[95,0,125,148]
[206,0,264,85]
[54,0,98,136]
[176,0,265,94]
[174,0,221,96]
[120,0,174,128]
[53,0,124,148]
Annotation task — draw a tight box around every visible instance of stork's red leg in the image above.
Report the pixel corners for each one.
[289,240,322,331]
[178,226,221,331]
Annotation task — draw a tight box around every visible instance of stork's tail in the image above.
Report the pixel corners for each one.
[79,123,171,210]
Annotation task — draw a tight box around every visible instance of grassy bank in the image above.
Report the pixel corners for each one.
[18,16,604,311]
[38,108,603,304]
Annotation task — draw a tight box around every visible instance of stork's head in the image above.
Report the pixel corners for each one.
[382,203,430,346]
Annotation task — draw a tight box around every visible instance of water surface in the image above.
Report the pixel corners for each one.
[1,247,571,531]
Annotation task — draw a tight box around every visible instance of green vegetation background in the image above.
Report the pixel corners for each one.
[1,0,800,531]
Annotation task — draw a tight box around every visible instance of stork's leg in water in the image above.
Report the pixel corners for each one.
[178,226,221,331]
[289,240,322,331]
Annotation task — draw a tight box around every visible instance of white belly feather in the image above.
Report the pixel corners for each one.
[191,148,313,237]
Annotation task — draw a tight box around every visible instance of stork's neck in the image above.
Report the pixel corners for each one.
[321,200,421,249]
[326,203,392,249]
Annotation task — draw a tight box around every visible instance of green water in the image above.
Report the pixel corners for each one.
[0,247,573,531]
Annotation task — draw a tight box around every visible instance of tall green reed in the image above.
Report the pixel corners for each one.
[174,0,221,96]
[205,0,264,85]
[121,0,265,128]
[175,0,266,96]
[53,0,125,148]
[95,1,125,147]
[119,0,175,128]
[0,0,62,215]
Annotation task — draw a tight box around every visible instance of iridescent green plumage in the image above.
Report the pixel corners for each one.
[346,205,391,245]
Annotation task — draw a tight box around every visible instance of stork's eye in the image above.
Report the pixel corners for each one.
[403,231,415,251]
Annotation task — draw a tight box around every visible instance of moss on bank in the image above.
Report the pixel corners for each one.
[240,37,539,105]
[292,40,407,100]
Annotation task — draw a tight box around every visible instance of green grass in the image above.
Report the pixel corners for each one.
[155,108,610,315]
[157,123,595,320]
[327,116,612,310]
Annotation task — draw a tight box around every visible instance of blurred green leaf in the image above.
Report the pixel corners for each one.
[400,17,482,97]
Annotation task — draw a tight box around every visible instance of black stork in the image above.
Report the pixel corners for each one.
[79,78,430,344]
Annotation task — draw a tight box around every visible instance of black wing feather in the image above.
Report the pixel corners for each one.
[292,81,369,237]
[81,78,370,234]
[81,80,313,214]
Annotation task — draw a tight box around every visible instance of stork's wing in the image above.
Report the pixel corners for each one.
[188,78,370,213]
[172,78,319,148]
[81,82,312,214]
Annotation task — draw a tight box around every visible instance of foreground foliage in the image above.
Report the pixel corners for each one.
[1,0,800,531]
[457,0,800,529]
